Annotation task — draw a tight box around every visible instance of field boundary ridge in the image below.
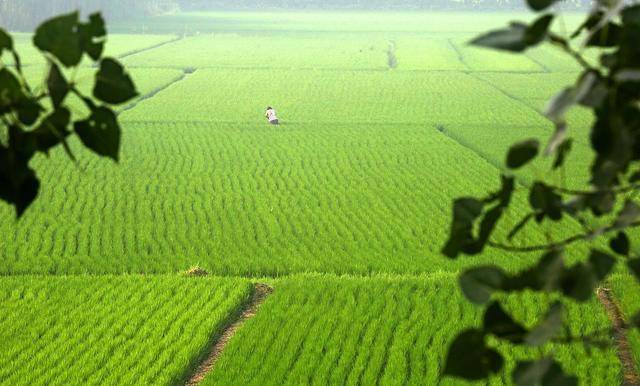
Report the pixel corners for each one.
[597,288,640,386]
[185,282,273,385]
[119,67,195,114]
[117,35,184,60]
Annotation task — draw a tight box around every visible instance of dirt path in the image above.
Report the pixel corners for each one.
[597,288,640,386]
[185,283,273,386]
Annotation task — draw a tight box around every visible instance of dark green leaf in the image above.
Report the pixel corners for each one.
[540,361,578,386]
[586,191,615,216]
[507,139,539,169]
[563,195,587,216]
[442,198,484,258]
[33,12,82,67]
[0,28,13,55]
[88,13,107,37]
[586,23,622,47]
[16,99,42,126]
[484,301,527,343]
[33,108,71,153]
[561,263,596,302]
[547,72,599,123]
[0,68,25,111]
[78,13,106,61]
[513,358,554,386]
[600,52,617,69]
[631,311,640,327]
[0,147,40,217]
[443,329,504,380]
[622,5,640,27]
[628,259,640,282]
[513,358,577,386]
[552,138,573,169]
[74,106,121,161]
[577,73,607,108]
[525,14,554,45]
[571,11,604,38]
[469,23,529,52]
[526,0,557,12]
[533,249,565,291]
[529,183,563,222]
[525,302,563,345]
[505,249,565,293]
[475,205,504,252]
[93,58,138,105]
[630,170,640,183]
[614,200,640,229]
[589,249,616,281]
[459,266,506,304]
[610,232,630,256]
[475,177,513,246]
[47,62,69,108]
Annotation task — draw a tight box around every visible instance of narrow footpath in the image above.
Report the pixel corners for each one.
[185,283,273,385]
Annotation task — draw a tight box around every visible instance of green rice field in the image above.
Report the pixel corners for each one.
[1,10,637,385]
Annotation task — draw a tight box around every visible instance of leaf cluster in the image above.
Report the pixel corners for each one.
[0,12,138,216]
[443,0,640,384]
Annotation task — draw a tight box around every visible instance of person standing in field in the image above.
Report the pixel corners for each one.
[265,106,279,125]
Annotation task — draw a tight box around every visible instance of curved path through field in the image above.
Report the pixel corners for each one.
[186,283,273,385]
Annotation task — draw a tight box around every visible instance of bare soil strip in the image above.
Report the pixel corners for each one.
[185,283,273,386]
[597,288,640,386]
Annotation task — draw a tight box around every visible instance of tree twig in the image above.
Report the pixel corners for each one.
[488,220,640,253]
[548,33,598,72]
[550,183,640,196]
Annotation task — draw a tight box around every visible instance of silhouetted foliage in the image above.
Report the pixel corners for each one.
[0,12,138,216]
[443,1,640,384]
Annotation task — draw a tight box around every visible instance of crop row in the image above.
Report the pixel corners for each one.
[0,275,252,385]
[205,274,620,385]
[0,120,584,276]
[121,69,545,126]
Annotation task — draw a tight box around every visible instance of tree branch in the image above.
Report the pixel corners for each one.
[548,33,598,72]
[551,183,640,196]
[488,220,640,253]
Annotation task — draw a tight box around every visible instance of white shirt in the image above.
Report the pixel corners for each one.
[266,109,278,122]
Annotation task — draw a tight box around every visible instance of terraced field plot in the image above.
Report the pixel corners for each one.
[0,275,252,385]
[2,120,571,275]
[122,33,389,69]
[1,10,634,386]
[121,69,545,125]
[19,66,185,117]
[206,275,620,385]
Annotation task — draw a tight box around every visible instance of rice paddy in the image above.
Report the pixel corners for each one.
[1,10,635,386]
